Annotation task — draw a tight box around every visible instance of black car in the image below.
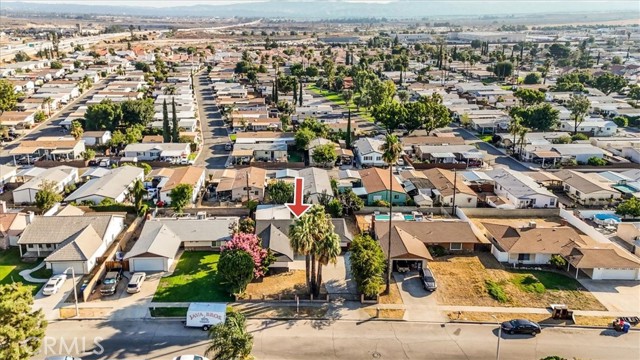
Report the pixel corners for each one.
[501,319,541,335]
[100,269,122,296]
[419,267,437,292]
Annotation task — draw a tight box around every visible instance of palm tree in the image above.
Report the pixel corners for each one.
[43,97,53,117]
[508,115,522,154]
[314,230,341,297]
[380,134,403,294]
[289,214,315,291]
[205,310,253,360]
[343,89,354,148]
[517,127,529,157]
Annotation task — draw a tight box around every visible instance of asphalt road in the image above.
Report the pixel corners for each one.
[0,77,114,165]
[193,72,229,169]
[35,319,640,360]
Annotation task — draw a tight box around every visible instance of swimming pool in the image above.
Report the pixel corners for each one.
[594,213,621,222]
[375,214,415,221]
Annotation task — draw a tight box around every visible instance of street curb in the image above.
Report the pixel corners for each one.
[448,320,640,331]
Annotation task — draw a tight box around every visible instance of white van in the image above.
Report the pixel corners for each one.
[185,303,226,331]
[126,272,146,294]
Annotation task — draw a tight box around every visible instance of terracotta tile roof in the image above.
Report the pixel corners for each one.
[160,167,205,193]
[378,225,433,260]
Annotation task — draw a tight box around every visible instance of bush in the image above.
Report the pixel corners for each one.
[82,149,96,160]
[549,254,567,269]
[326,198,343,217]
[571,133,589,141]
[612,116,628,127]
[516,275,546,294]
[523,72,541,84]
[428,245,446,257]
[218,249,255,295]
[587,157,607,166]
[89,203,136,213]
[485,280,509,303]
[34,110,47,122]
[373,199,390,207]
[350,234,385,298]
[138,204,149,216]
[552,135,572,144]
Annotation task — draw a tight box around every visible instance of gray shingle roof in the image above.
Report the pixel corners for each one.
[65,166,143,202]
[258,224,294,261]
[44,225,103,262]
[18,215,115,245]
[124,222,182,259]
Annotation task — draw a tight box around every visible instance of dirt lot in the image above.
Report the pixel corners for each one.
[429,254,605,311]
[364,308,405,319]
[378,280,403,305]
[241,270,326,300]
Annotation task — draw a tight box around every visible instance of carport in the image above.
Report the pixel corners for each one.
[379,225,433,272]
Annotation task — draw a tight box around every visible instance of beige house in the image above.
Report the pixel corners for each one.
[216,167,267,201]
[556,170,621,206]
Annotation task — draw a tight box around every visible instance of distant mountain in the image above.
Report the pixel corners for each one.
[2,1,639,19]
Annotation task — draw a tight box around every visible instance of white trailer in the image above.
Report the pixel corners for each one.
[185,303,227,331]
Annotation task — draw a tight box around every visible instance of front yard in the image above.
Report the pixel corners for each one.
[0,248,46,295]
[153,251,232,303]
[429,254,606,310]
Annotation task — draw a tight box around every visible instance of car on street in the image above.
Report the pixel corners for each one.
[173,356,209,360]
[501,319,542,335]
[224,142,233,151]
[42,274,67,296]
[100,269,122,296]
[419,267,437,292]
[127,272,146,294]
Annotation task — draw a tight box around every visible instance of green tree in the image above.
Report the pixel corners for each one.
[613,116,628,128]
[34,180,62,211]
[410,94,451,135]
[14,51,30,62]
[380,134,403,293]
[312,143,337,167]
[492,61,513,79]
[34,110,47,123]
[120,99,155,127]
[132,179,147,213]
[326,198,343,217]
[84,99,122,131]
[616,197,640,218]
[109,130,127,149]
[523,72,541,84]
[510,103,559,132]
[338,189,364,215]
[587,157,607,166]
[294,127,315,150]
[70,120,83,140]
[82,148,96,160]
[162,99,170,142]
[289,205,340,297]
[0,79,19,113]
[125,124,143,144]
[218,249,254,296]
[42,97,53,117]
[350,234,386,298]
[205,309,253,360]
[50,61,63,69]
[628,85,640,107]
[567,94,591,135]
[514,88,545,107]
[169,183,193,213]
[593,73,627,95]
[372,100,407,132]
[265,180,294,204]
[171,98,179,142]
[0,283,47,360]
[343,89,353,148]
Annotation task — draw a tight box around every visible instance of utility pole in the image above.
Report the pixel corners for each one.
[246,171,251,202]
[451,168,457,216]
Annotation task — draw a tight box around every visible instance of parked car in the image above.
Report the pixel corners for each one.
[98,158,111,167]
[100,269,122,296]
[395,260,410,273]
[88,159,99,167]
[42,274,67,296]
[127,272,146,294]
[224,142,233,151]
[419,267,437,292]
[501,319,542,335]
[173,356,209,360]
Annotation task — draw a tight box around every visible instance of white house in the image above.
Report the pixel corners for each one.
[353,137,386,168]
[559,118,618,137]
[65,166,144,205]
[12,166,78,205]
[486,168,558,209]
[17,214,125,274]
[122,143,191,162]
[82,131,112,147]
[556,170,621,206]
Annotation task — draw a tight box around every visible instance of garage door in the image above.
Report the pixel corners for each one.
[130,258,165,272]
[598,269,638,280]
[50,261,85,275]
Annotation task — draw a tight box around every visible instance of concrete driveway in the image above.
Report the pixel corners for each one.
[578,279,640,313]
[393,272,438,306]
[323,253,358,299]
[33,276,81,320]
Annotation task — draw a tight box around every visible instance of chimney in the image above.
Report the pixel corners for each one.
[27,211,35,225]
[528,221,537,229]
[0,201,6,214]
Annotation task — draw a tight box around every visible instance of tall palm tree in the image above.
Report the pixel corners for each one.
[43,97,53,117]
[508,115,522,154]
[517,127,529,158]
[289,214,315,291]
[315,230,341,297]
[380,134,403,294]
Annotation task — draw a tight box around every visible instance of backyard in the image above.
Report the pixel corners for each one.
[153,251,232,303]
[429,254,606,311]
[0,248,47,295]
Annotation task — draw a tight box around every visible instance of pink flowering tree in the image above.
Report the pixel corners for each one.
[222,233,270,278]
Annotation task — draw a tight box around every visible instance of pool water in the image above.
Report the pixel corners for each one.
[374,214,415,221]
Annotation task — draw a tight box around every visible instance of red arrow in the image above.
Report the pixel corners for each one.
[286,177,311,218]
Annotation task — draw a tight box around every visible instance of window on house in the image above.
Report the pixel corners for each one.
[518,254,531,261]
[393,195,399,199]
[254,191,259,195]
[363,156,372,161]
[450,243,463,251]
[549,199,555,206]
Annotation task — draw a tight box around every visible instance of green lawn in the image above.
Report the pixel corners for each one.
[511,270,582,292]
[307,85,374,122]
[478,134,494,142]
[0,248,44,295]
[150,307,188,317]
[153,251,232,303]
